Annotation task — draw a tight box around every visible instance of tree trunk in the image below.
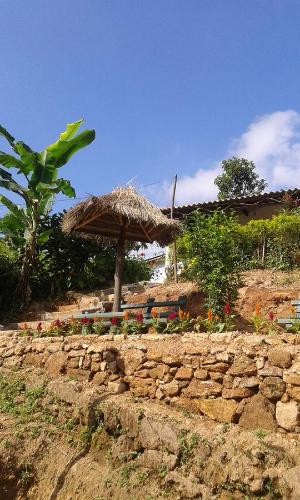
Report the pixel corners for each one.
[113,224,126,312]
[16,218,38,311]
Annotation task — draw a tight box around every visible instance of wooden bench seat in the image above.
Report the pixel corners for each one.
[277,297,300,329]
[121,295,187,319]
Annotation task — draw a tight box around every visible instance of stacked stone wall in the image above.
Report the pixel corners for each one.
[1,332,300,432]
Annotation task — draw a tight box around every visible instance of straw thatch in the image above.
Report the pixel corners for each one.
[61,186,181,245]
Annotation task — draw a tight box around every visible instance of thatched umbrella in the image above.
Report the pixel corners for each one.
[62,186,181,311]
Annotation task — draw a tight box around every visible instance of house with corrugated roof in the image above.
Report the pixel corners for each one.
[162,188,300,224]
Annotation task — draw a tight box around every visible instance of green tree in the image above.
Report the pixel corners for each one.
[214,157,267,200]
[1,212,153,301]
[178,210,240,315]
[0,120,95,308]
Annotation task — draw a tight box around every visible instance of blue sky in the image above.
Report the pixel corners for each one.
[1,0,300,216]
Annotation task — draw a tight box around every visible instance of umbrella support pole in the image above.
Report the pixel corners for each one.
[113,225,126,312]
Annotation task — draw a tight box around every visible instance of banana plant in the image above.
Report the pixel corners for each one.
[0,119,95,309]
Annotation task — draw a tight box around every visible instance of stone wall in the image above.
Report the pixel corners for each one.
[1,332,300,433]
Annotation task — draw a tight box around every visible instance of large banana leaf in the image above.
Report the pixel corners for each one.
[0,152,24,169]
[0,125,15,145]
[0,168,28,198]
[46,129,95,168]
[0,194,25,218]
[59,119,83,141]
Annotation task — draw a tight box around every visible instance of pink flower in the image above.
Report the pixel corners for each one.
[81,317,90,325]
[167,312,177,321]
[111,317,118,326]
[54,319,62,327]
[37,322,42,332]
[135,314,144,323]
[224,303,231,315]
[268,311,275,321]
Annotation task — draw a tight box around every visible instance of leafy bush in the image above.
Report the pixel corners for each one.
[0,240,18,314]
[237,209,300,269]
[178,210,240,315]
[30,213,152,299]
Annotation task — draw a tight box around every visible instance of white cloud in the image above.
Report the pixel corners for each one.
[233,110,300,189]
[153,109,300,207]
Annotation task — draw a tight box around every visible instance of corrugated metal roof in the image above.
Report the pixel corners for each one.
[161,188,300,218]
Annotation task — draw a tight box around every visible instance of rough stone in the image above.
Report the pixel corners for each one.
[196,398,237,423]
[175,366,193,380]
[107,380,127,394]
[65,368,91,381]
[129,377,156,398]
[284,465,300,500]
[67,358,79,369]
[228,355,257,377]
[92,371,108,385]
[209,372,224,383]
[137,449,177,470]
[268,350,292,368]
[149,364,169,379]
[283,362,300,386]
[45,352,67,376]
[260,377,286,401]
[194,369,208,380]
[165,471,203,499]
[48,379,81,404]
[118,406,140,438]
[239,393,277,431]
[163,380,180,397]
[139,416,179,453]
[235,376,259,388]
[222,387,255,399]
[147,343,182,365]
[258,364,283,377]
[276,401,300,431]
[206,362,229,373]
[117,349,146,375]
[287,386,300,402]
[184,379,222,398]
[284,374,300,385]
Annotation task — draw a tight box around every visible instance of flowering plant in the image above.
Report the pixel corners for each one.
[163,311,181,334]
[47,319,68,337]
[223,303,235,331]
[202,310,220,333]
[81,316,93,335]
[66,317,81,336]
[251,304,266,334]
[150,308,164,333]
[109,317,120,335]
[267,311,281,334]
[92,319,106,335]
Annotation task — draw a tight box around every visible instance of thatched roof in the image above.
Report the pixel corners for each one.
[61,186,181,246]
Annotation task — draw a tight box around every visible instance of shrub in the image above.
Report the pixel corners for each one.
[237,209,300,269]
[0,240,18,315]
[178,210,240,316]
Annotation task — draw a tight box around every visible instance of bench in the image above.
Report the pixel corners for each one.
[121,295,187,319]
[277,299,300,329]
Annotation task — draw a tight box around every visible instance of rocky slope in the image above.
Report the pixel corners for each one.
[0,366,299,499]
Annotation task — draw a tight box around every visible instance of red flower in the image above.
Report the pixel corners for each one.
[167,311,177,321]
[81,317,90,325]
[37,322,42,332]
[135,314,144,323]
[268,311,275,321]
[54,319,62,327]
[224,303,231,315]
[110,317,118,326]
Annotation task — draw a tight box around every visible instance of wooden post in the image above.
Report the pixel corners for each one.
[170,174,178,284]
[113,223,126,312]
